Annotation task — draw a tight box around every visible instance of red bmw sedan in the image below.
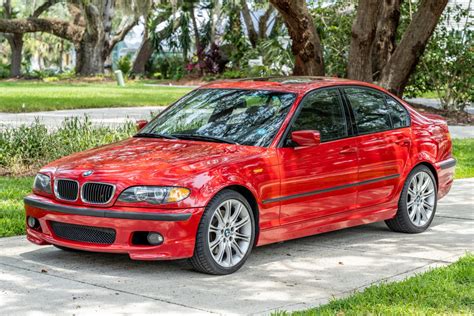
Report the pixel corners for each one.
[25,77,456,274]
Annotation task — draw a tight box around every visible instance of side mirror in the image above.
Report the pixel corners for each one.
[136,120,148,130]
[290,130,321,147]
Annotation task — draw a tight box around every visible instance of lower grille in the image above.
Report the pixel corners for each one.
[50,221,116,245]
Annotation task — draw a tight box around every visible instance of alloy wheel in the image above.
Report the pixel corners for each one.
[407,171,436,227]
[208,199,252,268]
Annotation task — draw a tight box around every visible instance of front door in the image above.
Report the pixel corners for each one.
[275,88,359,225]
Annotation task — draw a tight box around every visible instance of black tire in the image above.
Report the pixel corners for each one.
[385,165,437,233]
[190,190,255,275]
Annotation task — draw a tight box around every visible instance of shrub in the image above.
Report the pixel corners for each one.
[117,54,133,78]
[0,117,136,176]
[149,55,185,80]
[0,63,10,78]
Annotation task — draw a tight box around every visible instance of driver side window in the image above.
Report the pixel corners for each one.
[290,89,348,142]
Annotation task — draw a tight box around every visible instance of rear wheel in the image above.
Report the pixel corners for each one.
[190,190,255,275]
[386,165,437,233]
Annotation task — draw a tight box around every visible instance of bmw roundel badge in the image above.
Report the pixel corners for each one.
[83,170,94,177]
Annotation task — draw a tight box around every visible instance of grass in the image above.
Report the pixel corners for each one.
[0,177,33,237]
[453,139,474,179]
[276,254,473,315]
[416,91,440,99]
[0,81,191,112]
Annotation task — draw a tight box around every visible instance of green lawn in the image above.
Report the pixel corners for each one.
[0,81,191,112]
[453,139,474,179]
[276,254,473,315]
[0,176,32,237]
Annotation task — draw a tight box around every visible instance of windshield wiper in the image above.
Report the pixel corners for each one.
[134,132,178,139]
[172,133,239,145]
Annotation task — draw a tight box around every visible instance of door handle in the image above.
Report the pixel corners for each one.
[340,146,357,154]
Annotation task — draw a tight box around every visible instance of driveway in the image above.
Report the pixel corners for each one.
[1,179,473,315]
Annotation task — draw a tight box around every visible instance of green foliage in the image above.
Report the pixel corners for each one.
[0,176,33,237]
[0,117,136,175]
[311,0,355,77]
[405,5,473,111]
[0,63,10,78]
[28,69,57,79]
[453,139,474,179]
[150,55,186,80]
[275,254,474,316]
[221,69,246,79]
[116,54,133,77]
[0,82,190,112]
[222,3,251,68]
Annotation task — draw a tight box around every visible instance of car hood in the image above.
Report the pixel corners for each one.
[44,137,267,184]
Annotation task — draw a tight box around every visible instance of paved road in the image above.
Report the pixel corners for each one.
[0,106,165,129]
[1,179,472,315]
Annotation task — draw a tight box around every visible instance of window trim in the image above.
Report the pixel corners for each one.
[277,87,354,148]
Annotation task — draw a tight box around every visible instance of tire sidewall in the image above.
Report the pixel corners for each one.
[198,190,256,274]
[399,165,438,233]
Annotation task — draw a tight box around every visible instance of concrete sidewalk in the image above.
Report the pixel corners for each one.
[0,179,472,315]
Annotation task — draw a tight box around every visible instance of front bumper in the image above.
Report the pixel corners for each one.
[24,195,204,260]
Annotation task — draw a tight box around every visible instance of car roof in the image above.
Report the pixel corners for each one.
[201,76,385,95]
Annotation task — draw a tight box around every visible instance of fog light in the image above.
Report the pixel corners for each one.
[27,216,39,229]
[147,232,163,245]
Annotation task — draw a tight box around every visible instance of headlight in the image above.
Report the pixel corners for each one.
[33,173,52,194]
[117,186,190,204]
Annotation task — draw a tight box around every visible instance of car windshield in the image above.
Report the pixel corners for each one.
[138,88,296,147]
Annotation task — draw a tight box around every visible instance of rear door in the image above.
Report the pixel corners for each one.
[275,88,359,225]
[342,87,411,209]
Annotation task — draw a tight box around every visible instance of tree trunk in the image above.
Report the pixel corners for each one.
[6,33,24,77]
[240,0,259,48]
[379,0,449,96]
[190,5,203,73]
[132,35,153,75]
[75,2,104,76]
[347,0,380,82]
[270,0,324,76]
[371,0,402,81]
[258,6,274,40]
[76,36,105,76]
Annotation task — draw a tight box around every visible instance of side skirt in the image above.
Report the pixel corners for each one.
[256,204,397,246]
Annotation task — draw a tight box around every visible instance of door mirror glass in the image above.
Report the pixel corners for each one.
[136,120,148,130]
[291,130,321,147]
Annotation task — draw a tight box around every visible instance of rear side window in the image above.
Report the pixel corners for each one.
[386,96,410,128]
[344,87,391,134]
[290,89,348,142]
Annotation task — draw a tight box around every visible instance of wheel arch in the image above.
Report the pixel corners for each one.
[411,161,439,188]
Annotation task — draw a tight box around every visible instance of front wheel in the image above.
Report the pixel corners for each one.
[190,190,255,275]
[386,165,437,233]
